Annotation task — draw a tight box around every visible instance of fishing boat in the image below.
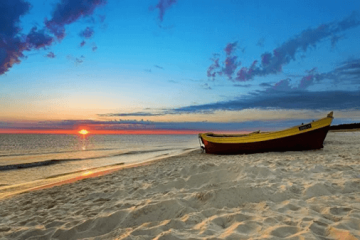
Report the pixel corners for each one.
[199,112,334,154]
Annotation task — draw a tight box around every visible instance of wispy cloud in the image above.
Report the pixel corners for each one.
[154,65,164,70]
[207,42,242,80]
[335,58,360,82]
[45,0,106,40]
[233,84,252,88]
[99,112,166,117]
[149,0,177,22]
[0,0,52,75]
[0,0,106,75]
[79,27,95,39]
[171,91,360,113]
[45,52,56,58]
[207,12,360,82]
[201,83,212,90]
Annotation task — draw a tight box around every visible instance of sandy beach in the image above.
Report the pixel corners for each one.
[0,132,360,239]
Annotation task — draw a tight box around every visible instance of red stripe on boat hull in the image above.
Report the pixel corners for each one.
[201,126,330,155]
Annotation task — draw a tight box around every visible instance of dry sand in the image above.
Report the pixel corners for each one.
[0,132,360,239]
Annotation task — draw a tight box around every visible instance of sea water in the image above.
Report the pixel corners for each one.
[0,134,199,187]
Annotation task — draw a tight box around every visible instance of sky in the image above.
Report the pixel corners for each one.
[1,0,360,134]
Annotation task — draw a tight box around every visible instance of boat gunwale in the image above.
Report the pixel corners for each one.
[199,112,333,144]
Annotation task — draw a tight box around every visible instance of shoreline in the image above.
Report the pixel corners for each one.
[0,148,198,200]
[329,128,360,132]
[1,132,360,239]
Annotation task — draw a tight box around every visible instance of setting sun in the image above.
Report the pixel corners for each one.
[79,129,89,135]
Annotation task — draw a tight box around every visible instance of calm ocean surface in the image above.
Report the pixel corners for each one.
[0,134,199,186]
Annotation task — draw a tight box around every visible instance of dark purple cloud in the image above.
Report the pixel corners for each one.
[268,68,317,92]
[174,58,360,114]
[79,27,95,39]
[171,90,360,113]
[207,57,221,79]
[1,0,106,75]
[92,45,98,51]
[26,27,54,49]
[224,42,237,55]
[0,0,31,75]
[46,52,56,58]
[80,40,86,47]
[0,0,57,75]
[207,12,360,82]
[235,60,258,82]
[233,12,360,82]
[208,42,243,80]
[150,0,177,22]
[223,56,241,79]
[45,0,107,40]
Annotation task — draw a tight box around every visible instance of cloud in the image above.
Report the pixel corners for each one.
[207,42,242,80]
[207,56,221,79]
[1,0,106,75]
[80,40,86,47]
[45,52,56,58]
[26,27,54,49]
[67,55,84,65]
[335,58,360,81]
[45,0,107,40]
[0,0,33,75]
[234,12,360,82]
[79,27,95,39]
[99,112,166,117]
[75,58,84,64]
[224,42,238,55]
[201,83,212,90]
[259,82,272,87]
[207,12,360,82]
[223,56,241,79]
[233,84,252,88]
[154,65,164,69]
[150,0,177,22]
[144,69,152,73]
[149,61,360,114]
[170,90,360,114]
[92,44,98,51]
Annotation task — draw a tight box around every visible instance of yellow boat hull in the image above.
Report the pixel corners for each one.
[199,112,334,154]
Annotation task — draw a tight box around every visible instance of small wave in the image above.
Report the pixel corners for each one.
[0,148,117,158]
[0,148,176,171]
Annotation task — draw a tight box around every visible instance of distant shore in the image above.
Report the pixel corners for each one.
[1,132,360,239]
[329,128,360,132]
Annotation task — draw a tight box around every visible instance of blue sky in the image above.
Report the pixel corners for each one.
[1,0,360,132]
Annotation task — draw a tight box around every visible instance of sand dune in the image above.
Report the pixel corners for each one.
[0,132,360,239]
